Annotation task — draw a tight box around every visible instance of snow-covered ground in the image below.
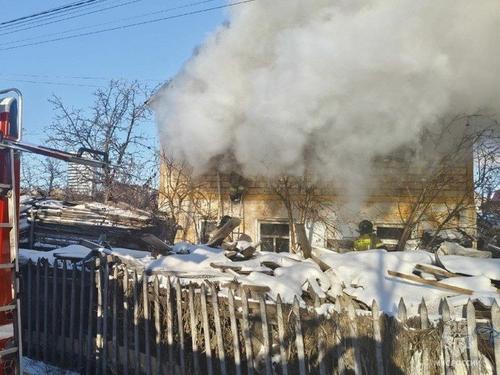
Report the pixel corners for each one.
[19,242,500,317]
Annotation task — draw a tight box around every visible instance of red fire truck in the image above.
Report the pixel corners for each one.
[0,88,108,374]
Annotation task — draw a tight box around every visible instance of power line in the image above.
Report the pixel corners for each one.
[0,0,141,37]
[0,78,103,88]
[2,0,220,46]
[0,72,163,82]
[0,0,257,51]
[0,0,101,27]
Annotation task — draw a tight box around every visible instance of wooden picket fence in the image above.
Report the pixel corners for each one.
[19,254,500,374]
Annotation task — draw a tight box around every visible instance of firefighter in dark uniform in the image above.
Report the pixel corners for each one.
[353,220,385,251]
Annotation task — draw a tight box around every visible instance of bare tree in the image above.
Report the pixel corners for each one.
[46,80,155,202]
[395,115,499,250]
[158,152,218,243]
[270,175,337,254]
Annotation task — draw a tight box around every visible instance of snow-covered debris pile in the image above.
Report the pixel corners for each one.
[146,242,329,304]
[313,247,500,317]
[19,196,165,250]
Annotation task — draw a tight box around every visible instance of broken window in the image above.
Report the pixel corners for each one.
[260,222,290,252]
[376,226,404,240]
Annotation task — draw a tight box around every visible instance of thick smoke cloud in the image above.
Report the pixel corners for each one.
[153,0,500,202]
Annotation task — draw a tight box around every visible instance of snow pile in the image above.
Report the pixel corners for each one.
[313,247,499,316]
[146,243,325,304]
[19,245,93,264]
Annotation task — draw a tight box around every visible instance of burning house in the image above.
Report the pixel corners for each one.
[151,1,500,250]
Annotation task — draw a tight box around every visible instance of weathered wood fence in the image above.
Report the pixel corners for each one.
[19,255,500,374]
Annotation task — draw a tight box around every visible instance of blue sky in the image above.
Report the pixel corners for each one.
[0,0,229,143]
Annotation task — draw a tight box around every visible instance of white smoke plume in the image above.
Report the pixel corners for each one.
[152,0,500,202]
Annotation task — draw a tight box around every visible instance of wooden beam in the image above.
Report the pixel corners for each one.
[387,270,473,295]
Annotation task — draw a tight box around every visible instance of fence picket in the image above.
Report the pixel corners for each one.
[77,263,85,371]
[347,299,362,375]
[95,260,103,375]
[122,267,129,375]
[258,294,272,375]
[200,283,214,375]
[166,277,174,369]
[240,287,254,375]
[35,260,41,359]
[492,300,500,375]
[102,258,109,375]
[398,297,407,323]
[210,283,227,375]
[154,277,162,375]
[112,265,118,373]
[43,260,49,363]
[466,299,480,375]
[86,264,96,375]
[51,260,57,363]
[227,289,241,375]
[440,298,453,375]
[26,260,32,358]
[188,284,200,375]
[69,263,77,367]
[59,261,67,365]
[293,297,306,375]
[419,299,430,375]
[176,279,186,374]
[143,271,152,375]
[133,272,140,375]
[276,295,288,375]
[372,300,384,375]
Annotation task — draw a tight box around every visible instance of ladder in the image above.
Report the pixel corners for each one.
[0,146,22,374]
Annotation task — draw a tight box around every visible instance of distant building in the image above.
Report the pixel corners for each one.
[67,163,96,197]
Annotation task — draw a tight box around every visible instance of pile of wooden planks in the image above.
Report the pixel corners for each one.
[20,197,163,250]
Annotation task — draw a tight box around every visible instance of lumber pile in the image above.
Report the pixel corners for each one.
[19,196,164,251]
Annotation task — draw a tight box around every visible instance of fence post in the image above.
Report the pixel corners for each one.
[210,283,227,375]
[419,298,430,375]
[200,283,213,375]
[276,295,288,375]
[240,287,254,375]
[176,279,186,374]
[188,284,200,375]
[258,294,272,375]
[466,300,480,375]
[293,297,307,375]
[227,289,241,375]
[372,300,384,375]
[492,300,499,375]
